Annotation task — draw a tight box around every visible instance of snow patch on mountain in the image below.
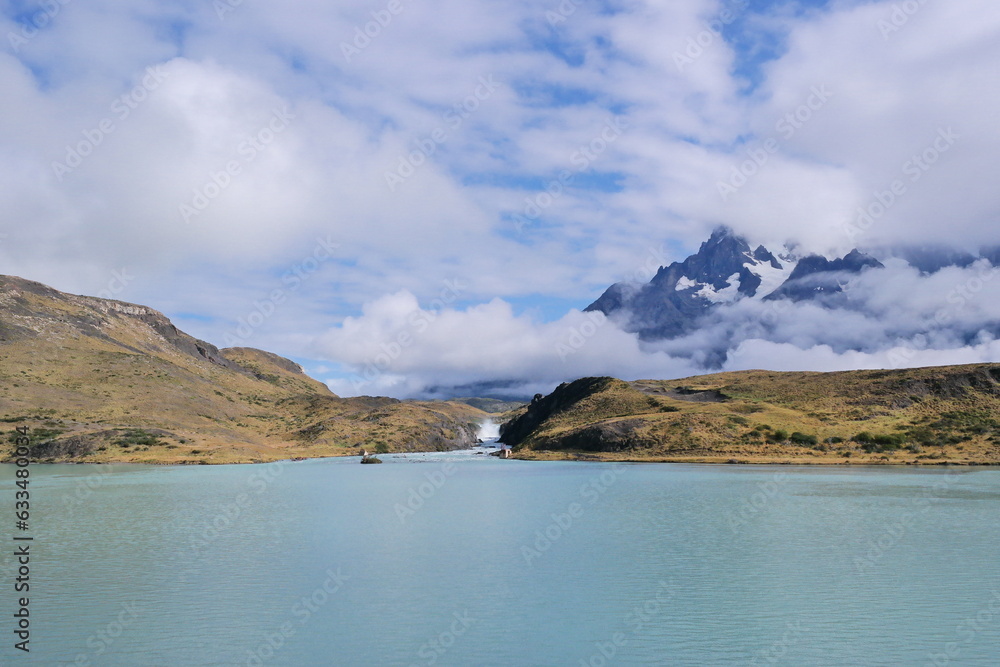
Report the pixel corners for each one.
[675,276,698,291]
[697,273,742,303]
[745,255,797,299]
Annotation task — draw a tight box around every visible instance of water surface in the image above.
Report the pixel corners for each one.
[2,454,998,665]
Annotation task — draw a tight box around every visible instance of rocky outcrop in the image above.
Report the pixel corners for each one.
[497,364,1000,463]
[764,249,883,301]
[499,377,617,447]
[0,274,245,371]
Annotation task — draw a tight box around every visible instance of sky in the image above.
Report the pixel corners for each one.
[1,0,999,398]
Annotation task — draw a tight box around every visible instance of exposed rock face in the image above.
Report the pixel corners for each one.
[0,275,244,371]
[764,249,884,301]
[890,245,978,274]
[584,227,884,340]
[499,377,616,447]
[895,366,1000,399]
[538,418,652,452]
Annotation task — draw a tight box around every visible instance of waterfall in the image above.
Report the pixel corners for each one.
[476,419,501,441]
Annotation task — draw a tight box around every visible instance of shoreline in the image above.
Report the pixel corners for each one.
[510,450,1000,467]
[4,447,1000,467]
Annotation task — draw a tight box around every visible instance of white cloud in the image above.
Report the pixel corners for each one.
[315,259,1000,398]
[1,0,998,396]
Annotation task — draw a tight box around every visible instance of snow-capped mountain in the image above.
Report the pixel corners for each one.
[585,227,883,340]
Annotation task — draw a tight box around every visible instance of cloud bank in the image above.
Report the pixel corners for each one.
[1,0,997,396]
[317,259,1000,398]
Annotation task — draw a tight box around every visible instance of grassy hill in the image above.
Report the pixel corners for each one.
[0,275,487,463]
[499,366,1000,465]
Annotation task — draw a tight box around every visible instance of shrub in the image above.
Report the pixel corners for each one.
[789,432,818,446]
[115,429,162,448]
[767,429,789,443]
[6,427,65,444]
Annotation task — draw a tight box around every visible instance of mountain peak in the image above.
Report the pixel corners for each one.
[585,229,889,341]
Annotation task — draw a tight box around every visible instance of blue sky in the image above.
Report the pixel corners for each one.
[2,0,999,397]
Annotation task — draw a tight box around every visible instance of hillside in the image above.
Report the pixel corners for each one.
[0,275,486,463]
[499,365,1000,465]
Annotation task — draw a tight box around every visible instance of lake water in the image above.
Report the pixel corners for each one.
[2,450,1000,666]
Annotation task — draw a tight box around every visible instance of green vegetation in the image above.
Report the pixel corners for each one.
[767,429,789,444]
[6,426,65,445]
[501,365,1000,464]
[0,275,490,463]
[789,432,818,446]
[114,429,163,448]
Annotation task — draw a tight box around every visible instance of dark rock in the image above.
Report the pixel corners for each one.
[764,250,884,302]
[499,377,616,447]
[585,226,785,340]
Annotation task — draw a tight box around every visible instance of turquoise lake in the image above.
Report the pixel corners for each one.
[2,453,999,666]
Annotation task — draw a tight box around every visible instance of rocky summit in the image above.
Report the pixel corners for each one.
[585,226,884,340]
